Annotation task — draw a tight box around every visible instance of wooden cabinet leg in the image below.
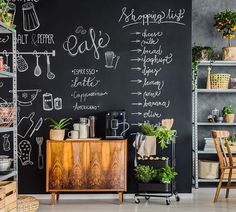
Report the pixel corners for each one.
[56,193,60,201]
[51,193,55,205]
[118,192,123,204]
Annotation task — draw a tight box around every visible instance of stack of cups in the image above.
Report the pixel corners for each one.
[68,123,80,139]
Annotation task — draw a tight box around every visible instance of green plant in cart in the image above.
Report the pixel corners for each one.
[134,165,156,183]
[140,122,156,136]
[155,126,176,150]
[156,166,178,184]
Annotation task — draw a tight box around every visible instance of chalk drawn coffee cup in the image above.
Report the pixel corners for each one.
[68,130,79,139]
[73,123,80,131]
[105,51,116,68]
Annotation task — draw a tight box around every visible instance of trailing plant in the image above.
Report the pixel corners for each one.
[0,0,16,29]
[155,126,176,150]
[214,9,236,46]
[156,166,177,183]
[134,165,156,183]
[222,104,234,115]
[45,117,72,130]
[192,45,219,89]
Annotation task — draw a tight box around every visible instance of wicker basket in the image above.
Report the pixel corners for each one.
[210,73,230,89]
[17,196,39,212]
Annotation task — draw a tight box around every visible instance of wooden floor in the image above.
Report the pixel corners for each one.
[37,188,236,212]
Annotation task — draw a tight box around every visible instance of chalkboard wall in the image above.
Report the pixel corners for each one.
[0,0,192,194]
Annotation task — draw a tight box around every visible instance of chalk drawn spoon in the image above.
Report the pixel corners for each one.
[46,54,55,80]
[34,53,42,77]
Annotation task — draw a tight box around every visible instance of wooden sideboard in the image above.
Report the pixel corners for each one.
[46,139,127,204]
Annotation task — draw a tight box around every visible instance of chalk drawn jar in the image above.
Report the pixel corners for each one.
[54,97,62,110]
[43,93,53,111]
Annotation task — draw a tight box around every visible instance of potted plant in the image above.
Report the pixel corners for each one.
[45,117,72,140]
[134,164,177,192]
[214,9,236,60]
[225,135,236,152]
[0,0,15,28]
[140,122,176,150]
[222,104,235,123]
[192,45,218,89]
[156,166,178,184]
[155,126,176,150]
[134,165,156,183]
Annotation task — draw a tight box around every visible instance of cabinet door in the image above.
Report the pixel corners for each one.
[87,141,126,190]
[47,141,87,190]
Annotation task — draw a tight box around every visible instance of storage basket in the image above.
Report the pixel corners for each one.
[199,160,219,179]
[17,196,39,212]
[210,73,230,89]
[0,103,14,127]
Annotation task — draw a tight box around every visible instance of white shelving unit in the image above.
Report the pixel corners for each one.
[193,60,236,189]
[0,22,17,185]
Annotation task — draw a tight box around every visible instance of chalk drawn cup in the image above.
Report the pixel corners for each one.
[68,130,79,139]
[22,2,40,32]
[105,51,116,68]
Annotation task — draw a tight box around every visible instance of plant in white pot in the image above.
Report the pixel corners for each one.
[45,117,72,140]
[214,9,236,60]
[222,104,235,123]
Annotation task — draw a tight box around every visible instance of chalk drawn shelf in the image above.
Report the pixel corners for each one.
[193,60,236,189]
[0,22,18,185]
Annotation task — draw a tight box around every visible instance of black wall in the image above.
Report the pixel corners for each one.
[0,0,192,193]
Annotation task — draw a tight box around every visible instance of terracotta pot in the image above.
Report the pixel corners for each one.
[49,129,65,141]
[224,114,235,123]
[222,47,236,61]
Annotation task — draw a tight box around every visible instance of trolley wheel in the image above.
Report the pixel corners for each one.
[134,197,140,204]
[166,198,171,205]
[175,195,180,202]
[145,196,150,200]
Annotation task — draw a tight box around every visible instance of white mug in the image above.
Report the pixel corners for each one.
[68,130,79,139]
[73,123,80,131]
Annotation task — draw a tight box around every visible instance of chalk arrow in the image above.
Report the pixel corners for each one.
[130,58,141,62]
[130,79,142,84]
[131,123,143,126]
[131,103,143,106]
[130,32,141,35]
[131,112,142,116]
[130,40,140,43]
[131,67,142,71]
[130,49,142,53]
[131,92,142,96]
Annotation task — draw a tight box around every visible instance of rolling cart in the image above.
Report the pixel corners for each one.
[134,137,180,205]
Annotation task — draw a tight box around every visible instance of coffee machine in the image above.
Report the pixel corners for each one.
[105,111,130,139]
